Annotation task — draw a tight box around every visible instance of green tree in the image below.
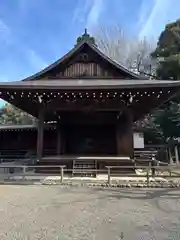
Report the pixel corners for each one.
[151,19,180,80]
[143,102,180,144]
[0,103,36,125]
[136,19,180,143]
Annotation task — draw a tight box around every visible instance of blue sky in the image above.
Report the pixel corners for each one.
[0,0,180,83]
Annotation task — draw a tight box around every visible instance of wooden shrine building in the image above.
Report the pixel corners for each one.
[0,30,180,173]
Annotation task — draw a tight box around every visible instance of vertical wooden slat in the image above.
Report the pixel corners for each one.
[93,63,98,76]
[97,64,101,76]
[60,62,115,77]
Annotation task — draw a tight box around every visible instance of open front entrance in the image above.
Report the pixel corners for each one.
[64,124,117,156]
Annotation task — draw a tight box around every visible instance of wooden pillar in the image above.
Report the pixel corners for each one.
[116,120,121,155]
[37,107,44,160]
[168,148,173,164]
[116,109,133,157]
[56,120,61,155]
[126,109,133,158]
[175,146,179,165]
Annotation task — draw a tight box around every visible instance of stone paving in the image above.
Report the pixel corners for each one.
[0,185,180,239]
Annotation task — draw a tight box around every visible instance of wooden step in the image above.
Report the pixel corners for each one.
[35,157,136,175]
[72,159,97,176]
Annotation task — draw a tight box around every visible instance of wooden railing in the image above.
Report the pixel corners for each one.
[0,165,66,183]
[0,164,179,185]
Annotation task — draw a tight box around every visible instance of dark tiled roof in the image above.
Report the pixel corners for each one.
[0,79,180,90]
[0,125,36,130]
[0,124,142,131]
[0,123,57,131]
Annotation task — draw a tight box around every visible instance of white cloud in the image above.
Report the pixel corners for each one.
[137,0,153,28]
[86,0,103,30]
[138,0,180,39]
[0,20,9,32]
[0,16,46,74]
[72,0,92,24]
[0,19,11,43]
[25,49,47,71]
[73,0,104,30]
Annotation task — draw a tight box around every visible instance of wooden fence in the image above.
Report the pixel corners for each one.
[0,164,180,185]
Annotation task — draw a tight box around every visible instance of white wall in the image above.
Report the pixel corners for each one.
[133,132,144,149]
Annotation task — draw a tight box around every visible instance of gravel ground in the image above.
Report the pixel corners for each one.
[0,186,180,240]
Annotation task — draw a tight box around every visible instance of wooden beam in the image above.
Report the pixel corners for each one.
[116,109,133,157]
[56,120,61,155]
[126,108,133,158]
[37,106,44,160]
[46,98,126,112]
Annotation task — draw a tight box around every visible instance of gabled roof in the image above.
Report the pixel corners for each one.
[22,39,145,81]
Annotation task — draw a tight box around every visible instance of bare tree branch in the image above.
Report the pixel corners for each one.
[93,25,157,77]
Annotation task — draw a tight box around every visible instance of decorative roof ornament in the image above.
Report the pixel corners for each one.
[75,28,97,47]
